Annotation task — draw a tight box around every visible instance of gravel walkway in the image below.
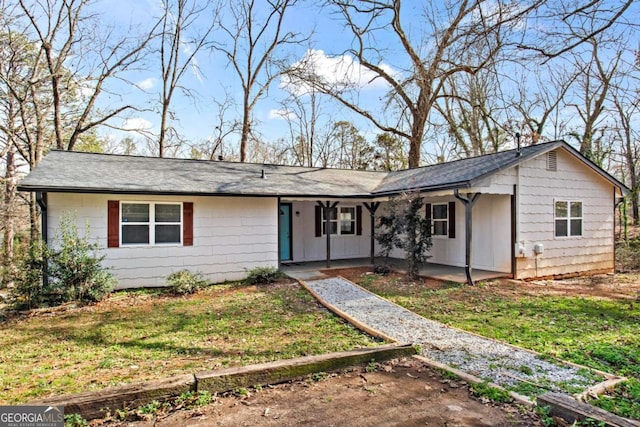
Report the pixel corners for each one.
[305,277,602,396]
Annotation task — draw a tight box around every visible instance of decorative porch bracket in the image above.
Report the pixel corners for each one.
[453,190,481,286]
[317,201,339,268]
[363,202,381,265]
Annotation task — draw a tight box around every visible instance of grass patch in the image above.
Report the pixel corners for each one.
[353,272,640,419]
[0,281,377,404]
[469,382,513,403]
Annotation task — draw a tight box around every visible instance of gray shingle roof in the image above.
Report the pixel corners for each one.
[18,140,628,197]
[375,142,556,194]
[18,151,386,197]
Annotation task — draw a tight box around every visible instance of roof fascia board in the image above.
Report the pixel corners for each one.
[17,186,379,199]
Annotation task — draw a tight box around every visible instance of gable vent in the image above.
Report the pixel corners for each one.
[546,150,557,171]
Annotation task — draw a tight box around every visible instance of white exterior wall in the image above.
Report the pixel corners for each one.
[516,149,615,278]
[47,193,279,288]
[423,196,512,273]
[288,200,371,262]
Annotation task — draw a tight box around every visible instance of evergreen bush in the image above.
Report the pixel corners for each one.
[10,214,116,308]
[245,266,283,285]
[376,192,432,279]
[166,270,208,295]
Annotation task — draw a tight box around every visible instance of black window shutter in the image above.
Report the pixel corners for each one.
[315,205,322,237]
[356,205,362,235]
[448,201,456,239]
[425,203,432,235]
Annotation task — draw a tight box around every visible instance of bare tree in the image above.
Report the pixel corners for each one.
[373,132,407,171]
[330,121,372,170]
[507,62,579,145]
[0,15,54,256]
[515,0,636,61]
[18,0,157,152]
[156,0,218,157]
[435,59,510,158]
[276,85,331,167]
[213,0,306,162]
[289,0,509,168]
[610,51,640,224]
[566,38,622,166]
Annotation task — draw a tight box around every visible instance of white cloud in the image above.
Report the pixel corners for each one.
[122,117,153,132]
[136,78,155,90]
[268,108,296,120]
[282,49,397,96]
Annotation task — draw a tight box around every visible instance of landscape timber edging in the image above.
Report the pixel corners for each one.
[28,374,196,421]
[537,392,640,427]
[328,275,625,400]
[28,343,416,421]
[298,278,397,343]
[413,355,535,407]
[196,343,416,393]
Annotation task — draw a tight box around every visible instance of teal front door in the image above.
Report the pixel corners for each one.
[279,204,292,261]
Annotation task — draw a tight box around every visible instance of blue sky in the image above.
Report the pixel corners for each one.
[90,0,638,161]
[95,0,388,155]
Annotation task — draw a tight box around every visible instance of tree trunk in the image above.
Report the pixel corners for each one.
[3,147,17,283]
[408,113,427,168]
[29,192,40,243]
[240,101,251,162]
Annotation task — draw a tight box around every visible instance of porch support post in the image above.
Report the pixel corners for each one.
[317,200,339,268]
[454,190,481,286]
[363,202,381,265]
[277,197,282,269]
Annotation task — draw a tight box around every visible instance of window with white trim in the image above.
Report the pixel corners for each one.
[554,201,582,237]
[121,202,182,245]
[322,206,356,235]
[432,203,449,236]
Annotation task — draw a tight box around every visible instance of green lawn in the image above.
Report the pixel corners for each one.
[0,281,377,404]
[353,272,640,419]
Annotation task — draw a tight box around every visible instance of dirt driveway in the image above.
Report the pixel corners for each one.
[93,357,541,427]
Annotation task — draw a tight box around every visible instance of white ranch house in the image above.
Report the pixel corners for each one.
[18,140,628,289]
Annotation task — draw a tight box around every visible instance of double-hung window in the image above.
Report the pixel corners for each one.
[121,202,182,245]
[432,204,449,236]
[554,201,582,237]
[322,206,356,235]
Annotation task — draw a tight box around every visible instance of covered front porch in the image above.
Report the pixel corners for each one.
[278,191,514,285]
[281,258,510,283]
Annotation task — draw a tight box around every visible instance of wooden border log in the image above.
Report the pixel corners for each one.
[27,344,416,421]
[538,392,640,427]
[29,374,196,421]
[196,343,416,393]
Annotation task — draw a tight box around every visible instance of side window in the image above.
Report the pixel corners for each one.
[432,204,448,236]
[320,206,358,236]
[555,201,582,237]
[322,207,338,235]
[339,207,356,235]
[121,202,182,245]
[122,203,150,244]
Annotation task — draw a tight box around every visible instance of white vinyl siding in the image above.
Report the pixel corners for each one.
[47,193,278,288]
[516,149,614,279]
[290,201,370,262]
